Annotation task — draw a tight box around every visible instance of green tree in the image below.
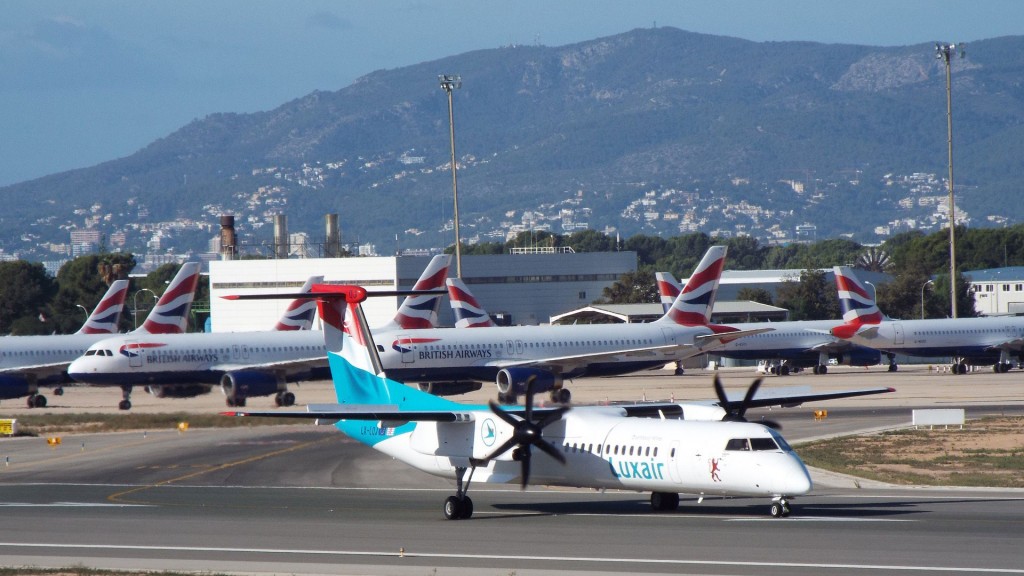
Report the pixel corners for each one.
[774,269,839,321]
[49,253,136,334]
[598,269,657,305]
[567,229,616,253]
[0,261,58,335]
[736,287,774,306]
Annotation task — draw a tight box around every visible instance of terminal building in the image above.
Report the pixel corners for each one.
[208,250,636,332]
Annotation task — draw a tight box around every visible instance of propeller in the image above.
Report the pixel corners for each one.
[478,376,569,488]
[713,374,782,430]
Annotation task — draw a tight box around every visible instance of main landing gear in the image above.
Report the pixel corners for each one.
[770,497,793,518]
[26,393,47,408]
[119,384,132,410]
[444,466,476,520]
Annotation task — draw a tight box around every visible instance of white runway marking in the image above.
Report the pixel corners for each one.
[0,502,151,507]
[0,542,1020,573]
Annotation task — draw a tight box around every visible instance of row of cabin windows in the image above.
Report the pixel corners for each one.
[564,442,661,458]
[2,349,87,357]
[84,345,321,357]
[415,339,657,351]
[911,328,1022,336]
[976,284,1024,292]
[561,437,782,457]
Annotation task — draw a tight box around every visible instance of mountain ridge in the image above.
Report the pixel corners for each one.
[3,27,1023,259]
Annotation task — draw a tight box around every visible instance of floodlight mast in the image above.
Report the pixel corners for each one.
[936,42,964,318]
[439,74,463,278]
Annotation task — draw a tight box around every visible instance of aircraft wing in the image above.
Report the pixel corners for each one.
[694,327,774,349]
[488,343,694,372]
[212,355,328,373]
[223,402,569,423]
[718,385,895,410]
[990,338,1024,353]
[807,340,856,354]
[0,362,69,378]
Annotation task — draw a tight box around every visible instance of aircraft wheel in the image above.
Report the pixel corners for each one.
[819,365,827,375]
[282,391,295,406]
[274,393,283,407]
[771,502,784,518]
[118,400,132,411]
[780,365,790,376]
[888,364,898,372]
[55,387,64,396]
[460,496,473,519]
[553,388,571,404]
[444,496,463,520]
[33,395,47,408]
[651,492,679,511]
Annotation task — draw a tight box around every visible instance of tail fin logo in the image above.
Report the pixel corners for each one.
[833,266,883,325]
[388,255,451,330]
[664,246,726,326]
[139,262,201,334]
[78,279,130,334]
[447,278,496,328]
[273,275,322,331]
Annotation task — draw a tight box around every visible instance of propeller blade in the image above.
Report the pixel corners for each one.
[737,377,763,420]
[520,447,532,488]
[534,438,567,465]
[481,436,519,463]
[713,373,727,406]
[488,400,523,428]
[537,405,570,429]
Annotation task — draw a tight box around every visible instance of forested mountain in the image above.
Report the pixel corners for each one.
[3,27,1023,259]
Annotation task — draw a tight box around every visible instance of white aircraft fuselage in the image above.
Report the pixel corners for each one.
[840,316,1024,366]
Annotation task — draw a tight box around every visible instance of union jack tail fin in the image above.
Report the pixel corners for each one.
[273,275,322,331]
[447,278,496,328]
[135,262,202,334]
[657,246,727,326]
[75,279,130,335]
[378,255,451,331]
[833,266,883,325]
[655,272,681,315]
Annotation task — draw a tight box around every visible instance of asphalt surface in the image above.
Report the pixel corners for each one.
[1,364,1023,575]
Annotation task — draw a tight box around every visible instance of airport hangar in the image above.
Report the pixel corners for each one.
[208,256,897,332]
[208,251,637,332]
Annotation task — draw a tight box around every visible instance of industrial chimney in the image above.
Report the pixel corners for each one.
[220,215,236,260]
[325,213,341,258]
[273,214,288,259]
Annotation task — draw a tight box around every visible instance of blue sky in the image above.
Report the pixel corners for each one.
[1,0,1020,186]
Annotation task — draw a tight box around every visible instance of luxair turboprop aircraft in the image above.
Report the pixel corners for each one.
[223,284,894,520]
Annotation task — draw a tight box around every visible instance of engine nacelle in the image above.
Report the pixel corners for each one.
[495,367,561,397]
[221,371,284,400]
[417,381,483,396]
[834,347,882,367]
[0,375,33,400]
[145,385,211,399]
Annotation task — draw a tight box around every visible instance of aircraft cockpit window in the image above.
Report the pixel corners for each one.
[725,438,751,451]
[769,430,793,452]
[84,350,96,356]
[750,438,779,451]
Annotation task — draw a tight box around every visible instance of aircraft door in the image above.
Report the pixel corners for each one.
[126,340,143,368]
[893,323,905,346]
[668,440,682,483]
[515,340,525,356]
[241,345,250,360]
[398,334,414,364]
[232,345,240,360]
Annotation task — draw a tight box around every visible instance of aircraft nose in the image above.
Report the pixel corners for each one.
[780,454,813,495]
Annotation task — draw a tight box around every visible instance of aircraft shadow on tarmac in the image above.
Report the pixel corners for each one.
[798,497,1021,518]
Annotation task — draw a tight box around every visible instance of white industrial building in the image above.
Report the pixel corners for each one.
[208,251,636,332]
[965,267,1024,315]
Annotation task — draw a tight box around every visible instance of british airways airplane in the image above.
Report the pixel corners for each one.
[381,246,771,404]
[830,266,1024,373]
[222,283,892,520]
[656,272,880,375]
[68,256,453,409]
[0,279,130,408]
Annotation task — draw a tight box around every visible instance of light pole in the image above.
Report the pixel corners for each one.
[75,304,88,325]
[936,42,965,318]
[133,288,156,330]
[439,74,463,278]
[921,279,934,320]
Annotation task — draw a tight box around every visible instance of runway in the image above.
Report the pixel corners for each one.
[1,365,1023,574]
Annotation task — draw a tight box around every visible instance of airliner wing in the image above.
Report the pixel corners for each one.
[610,385,895,416]
[224,403,569,423]
[489,343,693,372]
[212,356,327,373]
[0,362,69,377]
[808,340,856,354]
[694,327,773,348]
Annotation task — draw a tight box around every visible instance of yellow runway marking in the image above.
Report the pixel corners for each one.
[108,436,334,504]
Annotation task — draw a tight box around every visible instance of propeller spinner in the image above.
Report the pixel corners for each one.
[476,376,569,488]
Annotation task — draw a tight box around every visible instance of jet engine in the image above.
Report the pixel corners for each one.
[0,376,33,401]
[221,371,286,407]
[145,384,211,399]
[833,348,882,367]
[417,381,483,396]
[496,367,564,403]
